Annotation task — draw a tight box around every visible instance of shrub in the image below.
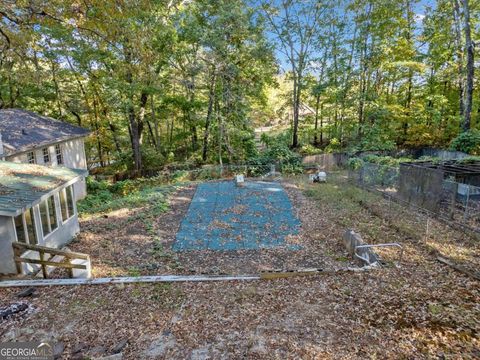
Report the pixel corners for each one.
[250,133,303,174]
[299,144,322,156]
[347,157,364,170]
[359,126,396,152]
[78,175,173,215]
[324,138,342,153]
[450,130,480,155]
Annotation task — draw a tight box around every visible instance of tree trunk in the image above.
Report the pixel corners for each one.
[320,103,324,145]
[313,93,321,146]
[462,0,474,132]
[202,72,216,161]
[292,73,299,148]
[453,0,465,118]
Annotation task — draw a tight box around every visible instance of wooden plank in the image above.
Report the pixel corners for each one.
[13,246,22,275]
[67,259,74,279]
[12,242,89,260]
[260,269,325,280]
[14,257,87,270]
[437,256,480,281]
[0,275,261,287]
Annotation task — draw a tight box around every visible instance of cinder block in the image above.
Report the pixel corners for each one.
[343,229,379,266]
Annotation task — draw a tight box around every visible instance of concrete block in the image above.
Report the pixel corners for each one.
[71,258,92,279]
[343,229,379,266]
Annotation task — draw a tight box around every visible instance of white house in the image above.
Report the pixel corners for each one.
[0,109,90,199]
[0,161,87,275]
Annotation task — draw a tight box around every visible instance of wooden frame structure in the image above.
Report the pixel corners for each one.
[12,242,90,279]
[401,160,480,185]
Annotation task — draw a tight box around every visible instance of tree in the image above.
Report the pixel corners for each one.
[461,0,474,132]
[260,0,326,148]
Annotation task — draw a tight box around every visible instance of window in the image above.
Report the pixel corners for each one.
[60,186,75,221]
[27,152,36,164]
[14,215,26,243]
[42,147,50,164]
[39,195,59,237]
[60,189,68,221]
[55,144,63,165]
[48,196,58,231]
[39,200,50,236]
[24,208,37,245]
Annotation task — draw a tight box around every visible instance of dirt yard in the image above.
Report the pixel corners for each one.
[68,179,350,276]
[1,174,479,359]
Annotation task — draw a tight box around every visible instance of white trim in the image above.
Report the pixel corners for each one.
[0,275,261,287]
[32,205,42,245]
[10,216,17,242]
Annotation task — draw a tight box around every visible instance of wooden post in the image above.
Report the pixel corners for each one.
[39,250,48,279]
[67,258,74,278]
[424,218,430,244]
[14,247,22,275]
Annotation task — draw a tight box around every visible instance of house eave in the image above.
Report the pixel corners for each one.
[3,134,90,158]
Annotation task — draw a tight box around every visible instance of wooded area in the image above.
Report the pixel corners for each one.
[0,0,478,173]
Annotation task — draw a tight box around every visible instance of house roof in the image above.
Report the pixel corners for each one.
[0,161,87,216]
[0,109,90,155]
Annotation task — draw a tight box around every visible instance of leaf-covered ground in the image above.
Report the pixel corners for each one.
[1,174,479,359]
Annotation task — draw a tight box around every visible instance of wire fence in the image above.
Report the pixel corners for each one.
[349,163,480,234]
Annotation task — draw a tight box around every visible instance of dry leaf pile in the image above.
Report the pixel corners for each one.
[0,175,479,359]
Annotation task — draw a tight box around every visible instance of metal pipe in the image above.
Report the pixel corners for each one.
[354,243,404,264]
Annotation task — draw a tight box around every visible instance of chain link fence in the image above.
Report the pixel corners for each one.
[349,163,480,233]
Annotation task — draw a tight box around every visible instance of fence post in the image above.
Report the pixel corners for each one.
[463,184,471,223]
[449,182,458,220]
[424,218,430,243]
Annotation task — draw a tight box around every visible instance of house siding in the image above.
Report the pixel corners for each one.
[0,216,16,274]
[5,137,88,200]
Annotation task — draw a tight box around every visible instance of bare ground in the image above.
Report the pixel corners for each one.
[68,180,351,277]
[1,175,479,359]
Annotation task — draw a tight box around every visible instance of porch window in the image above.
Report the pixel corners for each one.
[60,186,75,221]
[14,215,26,243]
[48,196,58,231]
[27,151,36,164]
[40,200,50,236]
[66,185,74,216]
[24,208,38,245]
[55,144,63,165]
[42,147,50,164]
[39,195,59,237]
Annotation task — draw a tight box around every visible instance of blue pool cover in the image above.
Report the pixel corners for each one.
[174,181,301,251]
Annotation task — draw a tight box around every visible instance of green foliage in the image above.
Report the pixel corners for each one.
[324,138,342,153]
[252,132,303,174]
[79,176,172,215]
[347,155,415,170]
[347,157,364,170]
[1,0,478,168]
[299,144,323,156]
[457,156,480,164]
[358,126,397,152]
[450,130,480,155]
